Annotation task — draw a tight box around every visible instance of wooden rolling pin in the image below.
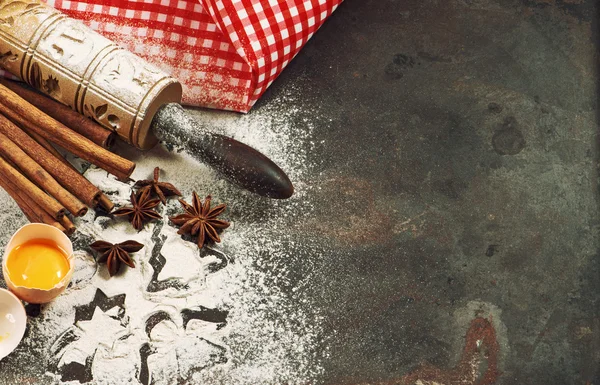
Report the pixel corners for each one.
[0,0,293,199]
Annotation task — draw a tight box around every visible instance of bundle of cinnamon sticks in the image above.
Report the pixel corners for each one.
[0,79,136,235]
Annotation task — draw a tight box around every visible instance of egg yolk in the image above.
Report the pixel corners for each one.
[6,239,70,290]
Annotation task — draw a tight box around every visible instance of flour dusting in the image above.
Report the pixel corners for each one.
[0,84,328,384]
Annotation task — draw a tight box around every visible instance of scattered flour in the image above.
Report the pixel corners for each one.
[0,84,328,384]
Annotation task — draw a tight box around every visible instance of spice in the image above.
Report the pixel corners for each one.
[113,189,162,231]
[1,81,326,383]
[133,166,181,204]
[0,154,66,220]
[0,111,103,207]
[170,192,229,248]
[0,131,87,217]
[0,83,135,180]
[90,240,144,276]
[0,176,66,233]
[0,79,115,149]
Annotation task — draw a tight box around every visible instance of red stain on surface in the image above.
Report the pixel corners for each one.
[400,317,500,385]
[333,317,500,385]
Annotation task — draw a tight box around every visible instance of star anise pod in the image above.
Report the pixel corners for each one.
[113,189,162,230]
[133,167,182,204]
[169,192,230,248]
[90,240,144,276]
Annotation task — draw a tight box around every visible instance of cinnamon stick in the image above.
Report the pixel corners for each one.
[16,199,67,232]
[0,155,65,220]
[25,130,80,174]
[0,180,67,231]
[0,132,88,216]
[0,79,116,149]
[59,215,76,236]
[27,130,62,160]
[0,99,75,170]
[0,83,135,180]
[97,193,115,213]
[0,177,45,224]
[0,113,101,207]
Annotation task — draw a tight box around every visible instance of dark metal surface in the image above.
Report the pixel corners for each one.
[271,0,599,383]
[1,0,599,384]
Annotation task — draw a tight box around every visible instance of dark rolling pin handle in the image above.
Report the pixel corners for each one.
[152,103,294,199]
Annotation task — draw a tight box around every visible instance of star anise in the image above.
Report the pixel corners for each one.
[169,192,230,248]
[90,240,144,276]
[113,189,162,230]
[133,167,182,204]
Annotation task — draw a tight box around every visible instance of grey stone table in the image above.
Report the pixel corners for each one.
[1,0,599,384]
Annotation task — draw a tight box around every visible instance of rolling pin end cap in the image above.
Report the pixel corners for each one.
[261,172,294,199]
[212,133,295,199]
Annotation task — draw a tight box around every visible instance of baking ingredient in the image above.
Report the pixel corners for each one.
[2,223,75,305]
[5,239,69,290]
[89,240,144,277]
[113,189,162,230]
[134,166,182,204]
[0,176,66,233]
[0,81,326,384]
[170,192,229,248]
[0,130,87,217]
[0,83,135,180]
[0,154,66,221]
[0,79,116,149]
[58,215,76,236]
[0,109,102,207]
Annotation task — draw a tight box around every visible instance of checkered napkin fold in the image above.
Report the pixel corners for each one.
[26,0,343,112]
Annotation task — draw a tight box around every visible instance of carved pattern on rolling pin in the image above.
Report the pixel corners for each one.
[0,0,181,149]
[0,50,17,66]
[0,0,43,27]
[27,61,62,99]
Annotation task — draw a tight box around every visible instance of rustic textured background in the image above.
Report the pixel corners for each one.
[1,0,599,384]
[280,0,600,383]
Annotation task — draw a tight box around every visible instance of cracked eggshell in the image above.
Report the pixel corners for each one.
[2,224,74,304]
[0,288,26,360]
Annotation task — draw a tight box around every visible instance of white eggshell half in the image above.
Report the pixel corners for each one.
[0,288,26,360]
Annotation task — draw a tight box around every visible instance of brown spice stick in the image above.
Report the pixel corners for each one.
[59,215,76,236]
[0,113,101,207]
[0,181,69,231]
[26,131,80,174]
[27,128,76,171]
[0,83,135,180]
[19,203,67,232]
[27,130,63,160]
[0,155,67,233]
[0,100,77,171]
[0,79,116,149]
[16,197,67,233]
[97,193,115,213]
[0,155,65,220]
[1,177,42,223]
[0,132,88,216]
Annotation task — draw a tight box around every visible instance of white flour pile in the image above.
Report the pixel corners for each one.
[0,84,328,384]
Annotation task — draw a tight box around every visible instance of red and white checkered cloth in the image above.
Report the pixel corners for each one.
[25,0,342,112]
